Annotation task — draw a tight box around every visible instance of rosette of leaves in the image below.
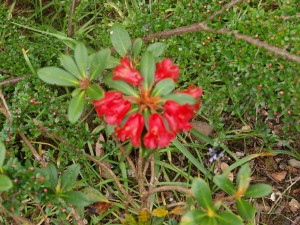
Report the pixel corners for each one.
[180,164,272,225]
[37,44,111,123]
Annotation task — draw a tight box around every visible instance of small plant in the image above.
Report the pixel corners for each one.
[180,164,272,225]
[34,24,273,224]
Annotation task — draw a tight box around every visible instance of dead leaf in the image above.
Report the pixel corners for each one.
[288,199,300,213]
[170,206,185,216]
[271,171,287,182]
[151,208,168,218]
[191,121,213,136]
[220,162,234,182]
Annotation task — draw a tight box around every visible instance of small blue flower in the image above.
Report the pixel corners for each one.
[208,148,223,163]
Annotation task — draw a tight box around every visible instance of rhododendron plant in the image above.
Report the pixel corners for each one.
[93,57,202,150]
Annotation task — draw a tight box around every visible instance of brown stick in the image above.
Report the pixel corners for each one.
[19,133,47,167]
[209,0,243,20]
[65,0,78,54]
[112,134,136,179]
[145,186,192,197]
[83,152,139,212]
[0,204,35,225]
[0,75,31,88]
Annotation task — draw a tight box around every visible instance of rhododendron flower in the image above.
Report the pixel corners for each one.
[164,100,195,132]
[115,113,144,147]
[177,84,203,99]
[93,56,202,150]
[113,57,143,86]
[155,59,179,82]
[143,114,175,149]
[93,91,131,125]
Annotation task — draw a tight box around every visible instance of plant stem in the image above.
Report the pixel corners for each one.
[112,133,137,179]
[137,147,146,209]
[145,186,192,197]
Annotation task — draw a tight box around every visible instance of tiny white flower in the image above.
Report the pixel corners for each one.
[110,31,114,35]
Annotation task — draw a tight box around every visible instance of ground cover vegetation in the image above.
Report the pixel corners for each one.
[0,0,299,224]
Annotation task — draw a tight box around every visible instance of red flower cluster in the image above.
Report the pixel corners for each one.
[93,57,202,149]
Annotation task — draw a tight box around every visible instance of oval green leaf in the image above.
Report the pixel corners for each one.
[61,164,80,192]
[213,175,236,195]
[132,38,143,58]
[104,75,139,97]
[74,43,89,77]
[89,48,111,79]
[62,191,91,207]
[162,93,197,105]
[46,163,58,191]
[107,56,120,69]
[237,163,251,192]
[191,178,212,210]
[180,210,207,225]
[38,67,79,86]
[87,84,104,101]
[216,211,243,225]
[0,141,6,167]
[59,54,82,79]
[244,184,272,198]
[140,51,155,91]
[146,42,166,57]
[236,198,256,221]
[68,91,85,124]
[151,78,175,97]
[0,174,13,191]
[110,23,131,57]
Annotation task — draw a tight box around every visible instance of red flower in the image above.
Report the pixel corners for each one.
[155,59,179,82]
[177,84,203,98]
[113,57,143,86]
[143,114,175,149]
[115,113,144,147]
[93,91,131,125]
[163,100,195,132]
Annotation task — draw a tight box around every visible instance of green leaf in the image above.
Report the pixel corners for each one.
[213,175,236,195]
[191,178,213,210]
[68,91,85,123]
[168,218,179,225]
[146,42,166,57]
[89,48,111,79]
[236,198,256,221]
[104,75,139,97]
[59,54,82,79]
[132,38,143,58]
[82,187,109,203]
[62,191,91,207]
[180,210,206,225]
[110,23,131,57]
[172,138,212,179]
[38,67,79,86]
[46,163,58,191]
[0,174,13,191]
[216,211,243,225]
[151,216,166,225]
[200,217,218,225]
[151,78,175,97]
[237,163,251,194]
[120,214,138,225]
[107,56,120,69]
[74,43,89,77]
[87,84,104,101]
[0,141,6,167]
[140,51,155,91]
[244,184,272,198]
[162,94,196,105]
[61,164,80,192]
